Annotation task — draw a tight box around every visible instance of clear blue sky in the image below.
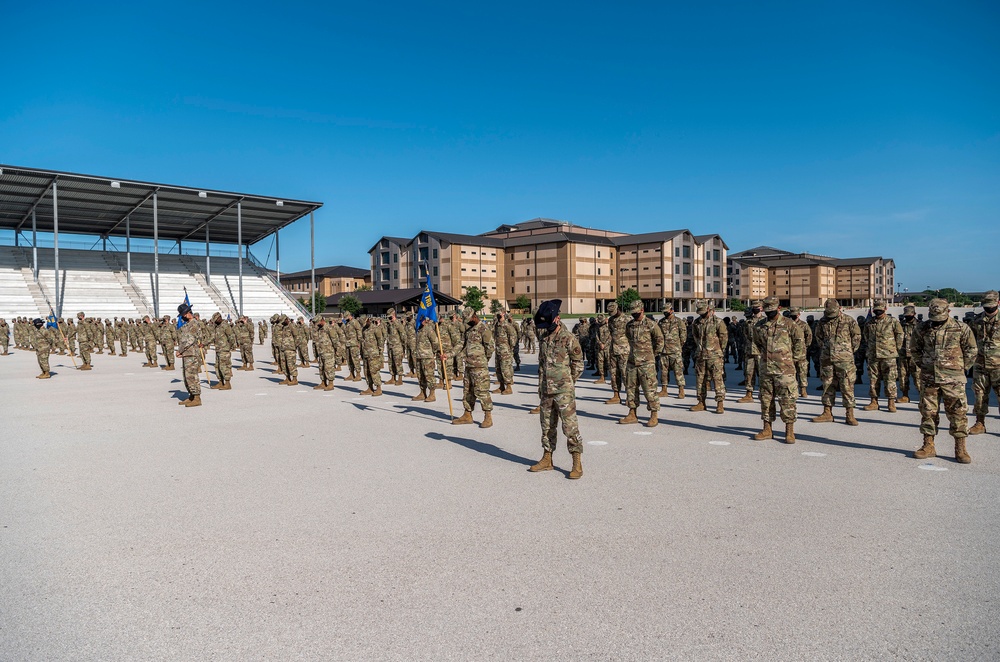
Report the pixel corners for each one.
[2,1,997,292]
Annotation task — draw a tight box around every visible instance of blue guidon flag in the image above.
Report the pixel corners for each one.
[415,280,438,329]
[177,291,191,329]
[46,313,58,329]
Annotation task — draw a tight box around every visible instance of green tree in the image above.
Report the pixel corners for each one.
[728,298,747,312]
[339,294,362,316]
[356,284,373,292]
[298,294,327,315]
[616,287,641,312]
[514,294,531,312]
[490,298,504,315]
[462,286,486,313]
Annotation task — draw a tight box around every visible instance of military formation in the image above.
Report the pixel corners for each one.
[4,289,999,474]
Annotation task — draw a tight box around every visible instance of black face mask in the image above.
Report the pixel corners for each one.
[752,308,761,315]
[904,315,914,320]
[930,319,946,328]
[700,312,709,319]
[765,310,779,320]
[632,313,642,320]
[874,309,885,316]
[985,305,998,314]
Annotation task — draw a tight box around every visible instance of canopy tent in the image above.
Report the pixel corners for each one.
[0,164,323,317]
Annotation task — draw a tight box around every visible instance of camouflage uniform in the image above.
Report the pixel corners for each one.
[460,310,495,414]
[313,318,338,389]
[270,315,281,364]
[898,306,921,402]
[789,308,813,395]
[277,316,299,383]
[657,308,687,397]
[0,319,9,354]
[385,310,406,382]
[448,313,464,380]
[593,315,611,382]
[177,318,202,398]
[404,313,417,375]
[539,320,584,454]
[739,304,763,397]
[293,318,310,367]
[141,317,159,366]
[360,317,384,394]
[211,314,236,386]
[969,291,1000,434]
[414,319,438,398]
[912,299,977,457]
[753,298,805,436]
[115,319,129,356]
[864,301,904,406]
[854,315,869,384]
[814,300,861,419]
[682,317,696,374]
[343,314,363,381]
[258,320,268,345]
[75,313,92,367]
[493,313,515,393]
[690,302,728,410]
[235,318,254,369]
[31,322,55,376]
[606,303,630,400]
[159,317,178,369]
[521,318,536,353]
[623,301,664,420]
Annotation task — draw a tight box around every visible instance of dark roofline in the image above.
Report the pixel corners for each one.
[612,229,688,246]
[368,235,413,254]
[422,230,505,248]
[327,287,462,307]
[281,265,370,280]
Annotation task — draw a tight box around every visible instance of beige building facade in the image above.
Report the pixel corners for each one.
[282,265,371,299]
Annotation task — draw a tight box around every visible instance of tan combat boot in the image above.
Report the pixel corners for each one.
[492,385,504,394]
[863,398,879,411]
[676,385,685,399]
[278,378,290,385]
[595,376,606,384]
[501,387,513,395]
[604,393,621,405]
[411,389,426,402]
[645,411,658,428]
[657,385,668,397]
[372,386,382,397]
[568,452,583,479]
[845,409,859,426]
[690,400,706,412]
[210,381,221,389]
[178,396,192,405]
[452,411,474,425]
[528,451,553,472]
[287,378,298,386]
[969,417,986,435]
[184,395,202,408]
[913,435,936,459]
[36,372,50,379]
[898,394,910,403]
[529,405,540,414]
[737,391,753,403]
[800,387,808,398]
[324,382,335,391]
[784,422,796,444]
[425,389,436,403]
[359,387,374,395]
[955,437,971,464]
[618,408,639,424]
[314,381,327,390]
[219,382,232,391]
[887,399,896,413]
[811,406,834,423]
[480,411,493,428]
[754,422,773,441]
[715,402,724,414]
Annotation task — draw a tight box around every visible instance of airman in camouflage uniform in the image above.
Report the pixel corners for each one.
[404,312,417,376]
[292,317,309,367]
[605,302,630,404]
[412,318,440,403]
[526,300,584,479]
[175,303,202,407]
[573,317,590,367]
[276,315,299,385]
[210,312,236,390]
[862,299,904,412]
[452,308,495,428]
[312,316,339,390]
[752,297,805,443]
[384,309,406,385]
[343,312,363,381]
[521,317,536,353]
[898,305,921,403]
[737,302,763,403]
[30,319,55,378]
[63,318,76,356]
[912,298,977,463]
[657,304,687,398]
[593,314,610,383]
[492,311,515,394]
[690,300,728,414]
[258,319,268,345]
[448,311,464,381]
[0,318,9,355]
[158,316,178,370]
[115,318,128,356]
[811,299,861,426]
[140,316,159,367]
[788,307,812,398]
[969,290,1000,436]
[235,316,255,370]
[359,316,384,396]
[75,312,93,370]
[854,315,869,384]
[618,300,664,427]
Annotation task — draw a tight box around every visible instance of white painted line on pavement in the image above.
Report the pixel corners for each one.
[633,431,653,436]
[587,440,609,446]
[918,464,948,472]
[802,451,827,457]
[709,441,730,446]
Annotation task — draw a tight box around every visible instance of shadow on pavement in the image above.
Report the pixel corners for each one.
[391,404,454,422]
[425,431,538,468]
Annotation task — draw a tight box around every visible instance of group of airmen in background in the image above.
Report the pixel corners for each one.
[2,288,998,476]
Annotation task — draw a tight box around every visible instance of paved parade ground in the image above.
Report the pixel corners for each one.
[2,346,999,660]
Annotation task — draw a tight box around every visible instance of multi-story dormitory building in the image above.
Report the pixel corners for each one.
[727,246,896,309]
[369,219,729,314]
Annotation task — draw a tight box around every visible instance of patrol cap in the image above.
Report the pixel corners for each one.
[606,302,618,314]
[983,290,999,306]
[903,304,916,315]
[928,298,949,321]
[824,299,840,316]
[533,299,562,331]
[630,300,644,313]
[873,299,887,310]
[762,296,779,312]
[313,315,324,323]
[386,308,395,317]
[77,311,85,318]
[178,303,192,316]
[750,300,763,309]
[597,313,606,322]
[788,306,801,316]
[695,300,710,314]
[663,302,674,312]
[211,312,222,322]
[462,307,476,322]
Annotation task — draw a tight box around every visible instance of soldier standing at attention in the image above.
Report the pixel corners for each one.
[594,314,610,384]
[292,317,309,368]
[452,308,495,428]
[912,298,977,462]
[210,312,236,390]
[898,305,921,403]
[31,318,55,379]
[140,316,158,368]
[411,316,440,403]
[690,300,728,414]
[604,302,630,405]
[969,290,1000,436]
[0,318,9,355]
[788,307,812,398]
[527,300,584,479]
[76,312,93,370]
[276,315,299,385]
[343,311,363,382]
[158,316,176,371]
[657,303,687,398]
[811,299,861,426]
[447,311,464,381]
[258,319,268,345]
[618,300,664,427]
[855,315,869,385]
[175,304,202,407]
[752,297,805,443]
[241,316,256,370]
[384,308,405,385]
[359,316,384,397]
[492,311,514,395]
[737,302,763,403]
[863,299,904,412]
[313,316,338,391]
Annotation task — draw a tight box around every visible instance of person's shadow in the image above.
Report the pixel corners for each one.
[426,431,552,471]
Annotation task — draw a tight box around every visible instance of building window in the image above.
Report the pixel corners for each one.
[682,246,691,258]
[433,267,439,277]
[511,287,514,294]
[706,267,711,277]
[433,249,438,259]
[511,270,514,277]
[393,253,398,263]
[675,264,680,275]
[597,251,601,258]
[526,252,531,259]
[393,270,398,279]
[682,263,691,275]
[683,280,691,292]
[598,285,601,292]
[675,248,680,257]
[713,249,720,261]
[527,286,531,293]
[527,269,531,276]
[597,268,601,275]
[675,282,681,291]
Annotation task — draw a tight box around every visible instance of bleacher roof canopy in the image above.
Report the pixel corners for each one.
[0,165,323,245]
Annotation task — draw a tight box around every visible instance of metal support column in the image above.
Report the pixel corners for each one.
[153,191,159,318]
[275,230,281,285]
[126,215,131,284]
[31,209,38,282]
[52,181,60,316]
[310,210,315,314]
[237,201,244,316]
[205,223,211,287]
